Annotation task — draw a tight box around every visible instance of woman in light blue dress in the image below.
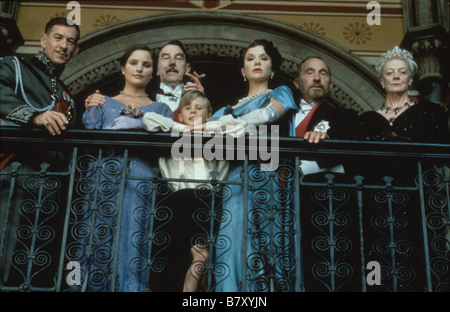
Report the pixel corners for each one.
[207,40,301,291]
[75,45,173,291]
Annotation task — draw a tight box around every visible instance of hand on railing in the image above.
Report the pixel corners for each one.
[31,110,69,136]
[303,130,328,144]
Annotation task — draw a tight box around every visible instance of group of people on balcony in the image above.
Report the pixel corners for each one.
[1,17,449,292]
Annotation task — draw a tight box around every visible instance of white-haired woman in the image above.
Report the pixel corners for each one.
[353,47,449,291]
[355,46,448,142]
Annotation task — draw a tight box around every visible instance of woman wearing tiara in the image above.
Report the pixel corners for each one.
[355,46,448,143]
[353,46,449,291]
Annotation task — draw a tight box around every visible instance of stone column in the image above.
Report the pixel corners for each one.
[0,1,23,56]
[401,0,449,107]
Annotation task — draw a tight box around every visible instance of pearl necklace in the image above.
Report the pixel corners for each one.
[238,89,272,103]
[120,91,148,98]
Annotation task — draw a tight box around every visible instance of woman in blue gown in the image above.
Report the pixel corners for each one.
[206,39,300,291]
[76,45,173,291]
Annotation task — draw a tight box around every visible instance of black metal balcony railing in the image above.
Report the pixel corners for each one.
[0,127,449,292]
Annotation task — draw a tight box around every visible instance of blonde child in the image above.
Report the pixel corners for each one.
[143,91,228,292]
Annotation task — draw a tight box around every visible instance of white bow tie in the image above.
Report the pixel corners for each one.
[300,101,315,114]
[159,83,184,98]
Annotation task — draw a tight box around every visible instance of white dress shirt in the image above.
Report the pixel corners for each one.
[295,99,317,129]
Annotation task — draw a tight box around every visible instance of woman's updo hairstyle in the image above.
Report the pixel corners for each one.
[239,39,282,74]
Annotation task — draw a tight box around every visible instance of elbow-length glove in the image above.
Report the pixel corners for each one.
[237,103,279,126]
[205,103,279,136]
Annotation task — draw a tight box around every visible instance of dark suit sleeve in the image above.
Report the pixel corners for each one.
[306,104,358,170]
[306,102,358,139]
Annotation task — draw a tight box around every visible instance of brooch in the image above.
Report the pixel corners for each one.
[120,105,144,118]
[314,120,330,133]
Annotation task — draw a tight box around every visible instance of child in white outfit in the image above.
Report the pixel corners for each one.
[143,91,228,292]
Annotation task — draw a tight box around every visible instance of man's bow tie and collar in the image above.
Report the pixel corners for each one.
[158,83,184,98]
[299,99,317,114]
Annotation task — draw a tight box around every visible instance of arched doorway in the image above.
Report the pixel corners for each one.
[62,10,384,127]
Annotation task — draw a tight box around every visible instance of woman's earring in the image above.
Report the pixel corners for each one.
[271,72,274,80]
[243,74,247,82]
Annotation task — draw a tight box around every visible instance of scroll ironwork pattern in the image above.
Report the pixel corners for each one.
[245,159,299,292]
[1,133,448,292]
[308,174,353,291]
[421,163,449,292]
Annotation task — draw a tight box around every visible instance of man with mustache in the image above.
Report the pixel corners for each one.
[0,17,80,136]
[85,40,204,122]
[156,40,205,121]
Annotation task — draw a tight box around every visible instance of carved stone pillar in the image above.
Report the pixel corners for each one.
[0,1,23,56]
[411,36,445,81]
[408,30,449,106]
[401,0,449,106]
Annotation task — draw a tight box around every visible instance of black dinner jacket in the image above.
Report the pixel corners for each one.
[301,98,358,173]
[305,99,358,139]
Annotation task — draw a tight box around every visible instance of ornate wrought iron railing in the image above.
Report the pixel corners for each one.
[0,127,449,292]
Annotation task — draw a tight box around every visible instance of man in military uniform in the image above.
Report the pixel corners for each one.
[0,17,80,288]
[0,17,80,135]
